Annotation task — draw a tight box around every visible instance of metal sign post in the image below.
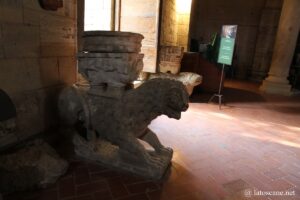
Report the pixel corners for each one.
[209,64,225,110]
[209,25,237,110]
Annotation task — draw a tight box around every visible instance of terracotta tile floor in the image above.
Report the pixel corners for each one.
[4,80,300,200]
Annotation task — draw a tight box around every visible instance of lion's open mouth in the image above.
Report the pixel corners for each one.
[165,103,189,120]
[165,108,181,119]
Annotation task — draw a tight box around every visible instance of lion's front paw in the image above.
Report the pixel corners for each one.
[158,147,173,158]
[150,155,167,170]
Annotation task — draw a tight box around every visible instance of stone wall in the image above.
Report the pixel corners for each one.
[189,0,282,79]
[0,0,77,149]
[120,0,159,73]
[177,13,190,51]
[160,0,178,46]
[160,0,191,51]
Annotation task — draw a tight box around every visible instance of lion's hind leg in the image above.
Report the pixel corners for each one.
[117,134,167,170]
[140,128,173,158]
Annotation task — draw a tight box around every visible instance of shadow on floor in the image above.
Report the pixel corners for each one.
[190,87,266,104]
[266,105,300,115]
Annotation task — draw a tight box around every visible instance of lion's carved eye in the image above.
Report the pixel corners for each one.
[167,88,182,107]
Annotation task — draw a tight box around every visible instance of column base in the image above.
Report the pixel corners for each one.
[249,70,268,82]
[260,79,292,96]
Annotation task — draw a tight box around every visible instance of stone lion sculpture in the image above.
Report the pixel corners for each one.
[58,78,189,178]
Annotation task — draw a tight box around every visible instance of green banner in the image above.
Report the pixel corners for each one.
[217,25,237,65]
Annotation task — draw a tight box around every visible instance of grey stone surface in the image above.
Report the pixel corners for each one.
[58,79,189,179]
[82,31,144,53]
[78,31,144,90]
[0,140,68,194]
[78,52,144,88]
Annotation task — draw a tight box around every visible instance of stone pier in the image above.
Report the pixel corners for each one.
[260,0,300,95]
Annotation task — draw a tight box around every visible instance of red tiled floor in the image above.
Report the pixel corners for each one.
[107,178,130,199]
[3,80,300,200]
[59,177,75,198]
[263,168,287,180]
[76,181,109,196]
[94,190,113,200]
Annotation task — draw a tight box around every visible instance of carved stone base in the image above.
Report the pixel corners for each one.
[77,52,144,87]
[260,78,292,96]
[73,134,172,179]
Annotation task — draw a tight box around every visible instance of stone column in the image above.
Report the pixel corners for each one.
[250,0,282,82]
[260,0,300,95]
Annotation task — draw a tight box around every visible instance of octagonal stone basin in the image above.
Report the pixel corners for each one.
[82,31,144,53]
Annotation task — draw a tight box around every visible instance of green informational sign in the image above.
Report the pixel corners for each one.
[217,25,237,65]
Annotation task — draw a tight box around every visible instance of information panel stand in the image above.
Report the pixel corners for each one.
[209,25,237,110]
[208,64,226,110]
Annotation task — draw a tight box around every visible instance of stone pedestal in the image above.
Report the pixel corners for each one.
[78,52,144,97]
[73,133,172,179]
[78,31,144,98]
[260,0,300,95]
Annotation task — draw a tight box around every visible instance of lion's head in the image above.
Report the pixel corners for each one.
[163,81,189,119]
[129,78,189,120]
